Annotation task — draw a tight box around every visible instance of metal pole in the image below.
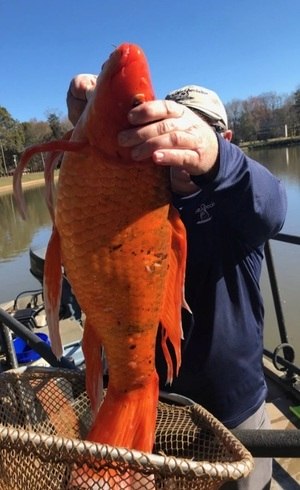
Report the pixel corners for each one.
[0,324,18,370]
[264,241,289,346]
[0,308,77,370]
[232,429,300,458]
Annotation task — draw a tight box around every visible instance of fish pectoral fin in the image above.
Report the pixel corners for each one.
[82,320,104,418]
[44,227,63,358]
[160,205,188,384]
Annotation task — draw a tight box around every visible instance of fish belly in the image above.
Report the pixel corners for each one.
[55,149,171,450]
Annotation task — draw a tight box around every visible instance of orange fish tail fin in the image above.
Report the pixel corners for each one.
[160,205,188,383]
[87,371,159,453]
[81,320,104,418]
[44,227,63,358]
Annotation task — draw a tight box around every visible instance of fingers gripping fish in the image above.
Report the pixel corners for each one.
[13,43,187,485]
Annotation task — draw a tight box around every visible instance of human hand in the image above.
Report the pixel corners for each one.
[118,100,219,174]
[66,76,219,194]
[66,74,97,126]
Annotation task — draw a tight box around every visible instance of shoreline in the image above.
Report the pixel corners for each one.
[0,178,46,195]
[239,135,300,150]
[0,173,59,195]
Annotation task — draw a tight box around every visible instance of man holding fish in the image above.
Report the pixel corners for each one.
[67,73,287,490]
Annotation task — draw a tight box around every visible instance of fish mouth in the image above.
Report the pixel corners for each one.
[101,43,143,77]
[117,43,144,66]
[102,43,152,106]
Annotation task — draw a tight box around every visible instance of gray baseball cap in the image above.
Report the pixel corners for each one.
[165,85,228,130]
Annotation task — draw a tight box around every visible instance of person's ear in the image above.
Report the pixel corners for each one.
[223,129,233,142]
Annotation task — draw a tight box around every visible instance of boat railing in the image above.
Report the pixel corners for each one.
[263,232,300,399]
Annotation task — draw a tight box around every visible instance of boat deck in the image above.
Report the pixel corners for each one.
[265,361,300,488]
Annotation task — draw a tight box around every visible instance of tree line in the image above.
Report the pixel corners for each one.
[0,85,300,175]
[226,87,300,144]
[0,110,72,176]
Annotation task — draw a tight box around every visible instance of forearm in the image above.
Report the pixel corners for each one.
[210,137,287,246]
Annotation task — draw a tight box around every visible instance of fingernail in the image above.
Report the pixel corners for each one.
[154,151,164,162]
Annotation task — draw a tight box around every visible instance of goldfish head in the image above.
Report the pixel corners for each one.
[77,43,155,158]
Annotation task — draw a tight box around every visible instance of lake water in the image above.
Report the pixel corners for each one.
[1,144,300,363]
[0,185,52,300]
[246,145,300,364]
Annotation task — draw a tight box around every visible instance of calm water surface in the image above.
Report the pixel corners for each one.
[247,145,300,364]
[0,185,52,301]
[1,145,300,362]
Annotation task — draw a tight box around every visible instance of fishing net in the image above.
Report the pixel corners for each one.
[0,368,253,489]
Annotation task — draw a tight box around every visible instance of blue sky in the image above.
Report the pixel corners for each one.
[1,0,300,122]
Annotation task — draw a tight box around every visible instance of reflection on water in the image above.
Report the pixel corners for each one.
[0,145,300,362]
[247,145,300,186]
[0,185,52,303]
[247,145,300,364]
[0,185,51,260]
[247,146,300,236]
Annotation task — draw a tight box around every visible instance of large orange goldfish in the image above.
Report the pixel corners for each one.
[14,42,186,461]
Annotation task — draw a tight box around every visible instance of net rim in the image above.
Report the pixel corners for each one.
[0,415,253,479]
[0,367,254,481]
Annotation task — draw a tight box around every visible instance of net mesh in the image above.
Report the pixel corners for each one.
[0,368,253,489]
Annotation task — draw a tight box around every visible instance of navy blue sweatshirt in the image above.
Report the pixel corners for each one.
[156,135,287,428]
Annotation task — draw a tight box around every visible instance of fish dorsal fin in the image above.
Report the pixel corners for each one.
[160,205,188,384]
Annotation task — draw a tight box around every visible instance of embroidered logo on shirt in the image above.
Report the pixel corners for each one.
[195,202,215,224]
